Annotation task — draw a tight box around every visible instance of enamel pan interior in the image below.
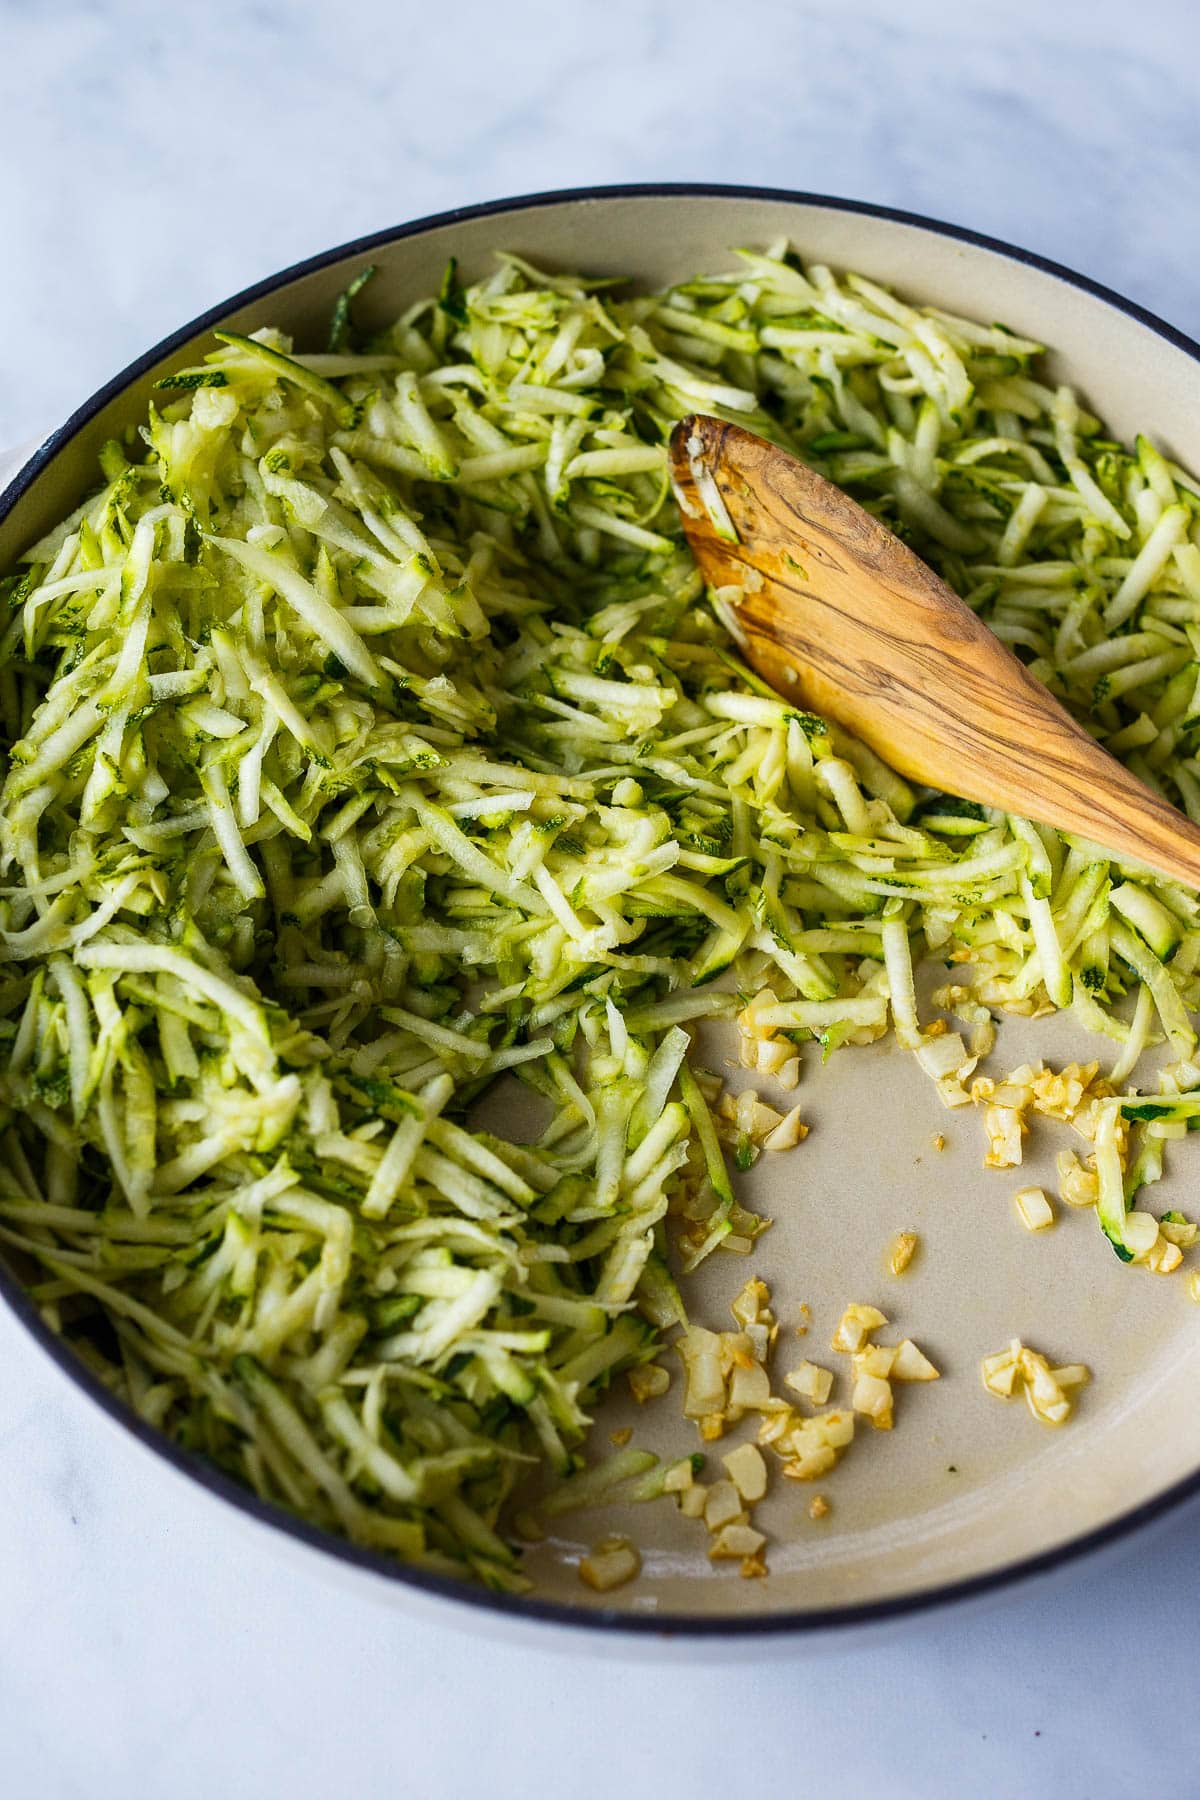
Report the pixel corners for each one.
[3,186,1200,1639]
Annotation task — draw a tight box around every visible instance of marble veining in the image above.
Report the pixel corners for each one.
[1,2,1198,1794]
[0,0,1198,449]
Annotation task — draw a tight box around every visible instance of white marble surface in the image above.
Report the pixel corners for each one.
[2,0,1199,450]
[3,1,1200,1793]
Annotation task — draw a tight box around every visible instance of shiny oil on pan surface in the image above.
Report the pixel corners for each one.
[3,186,1200,1642]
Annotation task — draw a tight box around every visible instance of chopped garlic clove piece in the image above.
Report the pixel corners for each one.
[783,1360,834,1405]
[628,1362,670,1403]
[763,1104,808,1151]
[727,1361,772,1412]
[709,1522,766,1560]
[831,1303,887,1353]
[891,1338,940,1381]
[678,1483,708,1519]
[851,1370,894,1429]
[981,1339,1089,1423]
[703,1480,744,1531]
[721,1442,768,1503]
[579,1539,641,1592]
[984,1103,1026,1168]
[1014,1185,1055,1231]
[1123,1210,1160,1258]
[888,1231,918,1274]
[852,1343,898,1380]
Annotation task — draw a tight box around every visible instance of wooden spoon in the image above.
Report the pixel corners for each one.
[668,413,1200,889]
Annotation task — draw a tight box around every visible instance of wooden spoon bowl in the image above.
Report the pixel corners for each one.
[669,413,1200,889]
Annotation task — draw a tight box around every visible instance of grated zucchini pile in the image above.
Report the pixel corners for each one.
[2,243,1200,1587]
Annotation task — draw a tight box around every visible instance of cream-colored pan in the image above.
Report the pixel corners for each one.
[2,188,1198,1641]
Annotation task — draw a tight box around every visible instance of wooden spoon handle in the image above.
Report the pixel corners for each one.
[670,415,1200,890]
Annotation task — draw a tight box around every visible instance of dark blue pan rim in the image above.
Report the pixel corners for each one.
[3,181,1198,1640]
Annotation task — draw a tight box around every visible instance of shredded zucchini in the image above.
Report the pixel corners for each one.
[2,243,1199,1585]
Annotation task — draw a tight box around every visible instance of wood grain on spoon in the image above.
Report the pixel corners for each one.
[668,413,1200,891]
